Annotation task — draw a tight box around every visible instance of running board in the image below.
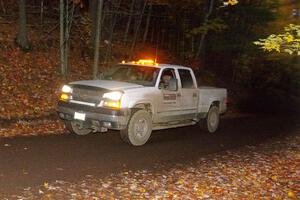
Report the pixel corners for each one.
[153,120,197,130]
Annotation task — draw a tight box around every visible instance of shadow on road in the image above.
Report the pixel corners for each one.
[0,115,299,194]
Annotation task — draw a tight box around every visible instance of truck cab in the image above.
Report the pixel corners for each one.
[58,60,227,146]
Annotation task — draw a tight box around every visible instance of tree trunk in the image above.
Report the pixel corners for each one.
[168,32,172,51]
[191,36,194,54]
[143,2,152,43]
[40,0,44,25]
[64,0,69,75]
[150,19,155,43]
[195,0,215,58]
[124,0,135,43]
[89,0,98,46]
[1,0,6,14]
[130,0,147,54]
[93,0,104,79]
[105,0,122,63]
[134,0,142,33]
[59,0,66,78]
[16,0,30,50]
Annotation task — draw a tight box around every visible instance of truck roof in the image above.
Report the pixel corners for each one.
[158,64,191,70]
[119,62,191,70]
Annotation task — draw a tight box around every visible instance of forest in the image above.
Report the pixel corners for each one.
[0,1,300,199]
[0,0,299,123]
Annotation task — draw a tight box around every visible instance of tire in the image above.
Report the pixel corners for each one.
[120,110,152,146]
[199,105,220,133]
[64,120,92,136]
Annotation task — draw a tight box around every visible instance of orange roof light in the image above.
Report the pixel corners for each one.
[137,59,155,65]
[121,59,159,66]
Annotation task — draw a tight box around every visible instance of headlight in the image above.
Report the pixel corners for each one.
[62,85,73,93]
[100,91,123,109]
[103,101,121,109]
[102,91,122,101]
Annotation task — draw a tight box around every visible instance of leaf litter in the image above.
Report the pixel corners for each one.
[1,132,299,200]
[0,46,92,137]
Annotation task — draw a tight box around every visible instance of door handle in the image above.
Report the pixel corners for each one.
[193,93,197,98]
[177,93,181,97]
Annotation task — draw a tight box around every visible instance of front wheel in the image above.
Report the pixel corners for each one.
[65,120,92,136]
[120,110,152,146]
[199,105,220,133]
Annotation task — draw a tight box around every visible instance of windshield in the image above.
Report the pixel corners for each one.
[102,64,160,86]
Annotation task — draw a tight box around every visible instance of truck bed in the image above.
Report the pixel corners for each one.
[198,87,227,114]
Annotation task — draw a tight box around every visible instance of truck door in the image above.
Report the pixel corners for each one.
[156,68,182,122]
[178,69,198,119]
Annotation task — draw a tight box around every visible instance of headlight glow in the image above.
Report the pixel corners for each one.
[60,93,70,101]
[100,91,123,109]
[62,85,73,93]
[103,101,121,109]
[103,91,123,101]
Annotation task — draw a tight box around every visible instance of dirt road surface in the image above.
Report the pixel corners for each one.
[0,115,299,198]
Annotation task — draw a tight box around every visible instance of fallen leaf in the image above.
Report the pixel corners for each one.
[44,182,49,189]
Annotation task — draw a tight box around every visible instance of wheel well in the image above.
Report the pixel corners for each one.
[211,101,220,108]
[133,103,152,113]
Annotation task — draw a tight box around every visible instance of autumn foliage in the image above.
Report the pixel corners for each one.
[0,47,91,120]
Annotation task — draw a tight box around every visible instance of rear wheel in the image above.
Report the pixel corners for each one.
[199,105,220,133]
[65,120,92,136]
[120,110,152,146]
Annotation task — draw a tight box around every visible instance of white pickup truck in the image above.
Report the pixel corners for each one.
[58,60,227,146]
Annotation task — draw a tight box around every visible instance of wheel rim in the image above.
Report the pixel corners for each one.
[134,118,148,139]
[209,112,218,126]
[71,121,91,135]
[208,109,219,132]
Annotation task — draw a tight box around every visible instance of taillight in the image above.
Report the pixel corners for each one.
[224,98,228,104]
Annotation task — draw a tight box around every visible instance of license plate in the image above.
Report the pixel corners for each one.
[74,112,86,121]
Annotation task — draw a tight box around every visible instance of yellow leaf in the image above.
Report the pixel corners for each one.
[271,175,278,181]
[228,0,239,5]
[287,190,296,199]
[44,182,49,189]
[140,188,146,193]
[177,179,184,185]
[285,34,294,43]
[196,190,204,197]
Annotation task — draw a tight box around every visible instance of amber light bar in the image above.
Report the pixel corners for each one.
[121,59,159,66]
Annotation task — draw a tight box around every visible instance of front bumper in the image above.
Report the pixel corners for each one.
[57,101,130,130]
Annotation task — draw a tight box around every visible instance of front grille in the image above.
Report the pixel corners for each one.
[71,85,108,104]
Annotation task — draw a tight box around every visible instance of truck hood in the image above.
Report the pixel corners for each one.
[70,80,143,91]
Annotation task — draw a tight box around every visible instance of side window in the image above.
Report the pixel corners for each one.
[178,69,194,89]
[159,68,175,90]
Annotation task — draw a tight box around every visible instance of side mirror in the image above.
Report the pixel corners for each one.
[168,78,178,91]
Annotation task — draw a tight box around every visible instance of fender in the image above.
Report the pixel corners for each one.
[128,100,154,113]
[199,97,221,113]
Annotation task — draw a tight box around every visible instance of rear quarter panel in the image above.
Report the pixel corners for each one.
[198,87,227,114]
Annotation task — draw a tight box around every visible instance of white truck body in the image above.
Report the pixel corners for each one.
[58,61,227,145]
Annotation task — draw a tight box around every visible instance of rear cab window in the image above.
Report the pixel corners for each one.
[178,69,195,89]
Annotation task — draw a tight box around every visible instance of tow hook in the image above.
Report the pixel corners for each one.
[90,121,108,133]
[99,127,108,133]
[90,125,108,133]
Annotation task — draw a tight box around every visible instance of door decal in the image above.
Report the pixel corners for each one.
[163,94,176,101]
